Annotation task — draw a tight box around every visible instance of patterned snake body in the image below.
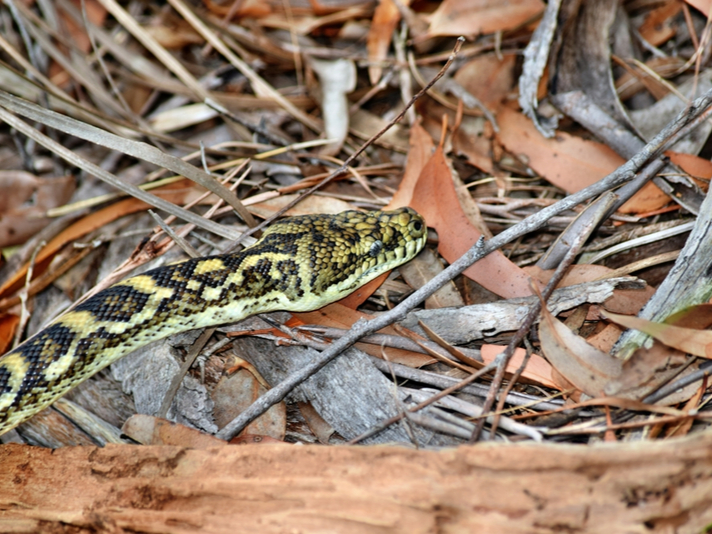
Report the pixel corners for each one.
[0,207,426,436]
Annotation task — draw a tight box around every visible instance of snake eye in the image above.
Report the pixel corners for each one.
[369,240,384,257]
[412,220,423,232]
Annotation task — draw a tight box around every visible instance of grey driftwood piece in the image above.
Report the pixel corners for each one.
[111,330,218,434]
[401,277,645,345]
[231,324,454,446]
[614,188,712,359]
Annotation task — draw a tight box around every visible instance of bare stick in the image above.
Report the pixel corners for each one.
[224,37,466,252]
[469,193,617,442]
[215,86,712,442]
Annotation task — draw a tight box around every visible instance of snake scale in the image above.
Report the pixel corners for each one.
[0,207,426,436]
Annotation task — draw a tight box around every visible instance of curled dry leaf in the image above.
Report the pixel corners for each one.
[427,0,545,38]
[122,414,226,448]
[539,304,622,397]
[602,310,712,359]
[409,143,534,299]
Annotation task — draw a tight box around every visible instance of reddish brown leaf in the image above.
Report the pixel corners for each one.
[539,305,622,397]
[410,143,534,298]
[603,310,712,359]
[121,414,227,448]
[387,121,434,209]
[367,0,401,84]
[480,345,558,389]
[428,0,544,37]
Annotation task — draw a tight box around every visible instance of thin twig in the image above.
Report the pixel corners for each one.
[469,193,618,442]
[223,37,467,253]
[215,86,712,442]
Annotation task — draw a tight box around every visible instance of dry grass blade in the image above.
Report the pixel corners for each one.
[0,102,239,240]
[0,90,254,230]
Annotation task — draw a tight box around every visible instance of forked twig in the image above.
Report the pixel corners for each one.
[216,86,712,442]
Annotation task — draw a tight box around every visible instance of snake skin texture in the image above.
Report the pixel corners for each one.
[0,207,426,436]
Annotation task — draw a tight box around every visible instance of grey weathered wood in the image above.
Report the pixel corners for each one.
[231,322,456,446]
[111,330,217,434]
[614,188,712,359]
[401,277,645,344]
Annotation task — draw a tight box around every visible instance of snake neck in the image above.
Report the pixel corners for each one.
[0,207,428,436]
[0,246,308,432]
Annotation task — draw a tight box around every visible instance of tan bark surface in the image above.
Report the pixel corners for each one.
[1,433,712,533]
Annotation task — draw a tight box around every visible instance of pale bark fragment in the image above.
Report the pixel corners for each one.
[1,433,712,533]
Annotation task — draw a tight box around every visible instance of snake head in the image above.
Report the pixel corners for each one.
[308,206,427,299]
[253,207,426,307]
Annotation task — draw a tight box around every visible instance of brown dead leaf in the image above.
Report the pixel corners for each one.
[249,192,353,219]
[527,264,654,316]
[586,324,624,354]
[399,248,464,309]
[603,310,712,358]
[452,115,494,173]
[144,23,204,49]
[0,179,200,299]
[665,303,712,329]
[58,0,107,54]
[428,0,545,38]
[289,304,435,367]
[122,414,227,448]
[667,151,712,185]
[665,376,706,438]
[480,345,559,389]
[0,314,19,355]
[539,304,622,397]
[497,107,626,194]
[387,121,434,209]
[298,402,335,444]
[367,0,401,85]
[683,0,711,17]
[0,172,76,248]
[618,181,671,214]
[496,109,672,214]
[229,434,284,445]
[212,361,287,440]
[203,0,272,18]
[454,54,516,109]
[410,143,534,298]
[604,340,697,404]
[638,1,682,46]
[335,273,389,310]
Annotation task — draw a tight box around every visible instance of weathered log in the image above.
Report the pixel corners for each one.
[1,433,711,533]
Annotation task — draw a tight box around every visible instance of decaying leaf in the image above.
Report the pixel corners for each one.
[539,304,622,397]
[410,143,535,298]
[603,310,712,359]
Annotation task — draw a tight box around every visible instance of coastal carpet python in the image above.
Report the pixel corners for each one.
[0,207,427,436]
